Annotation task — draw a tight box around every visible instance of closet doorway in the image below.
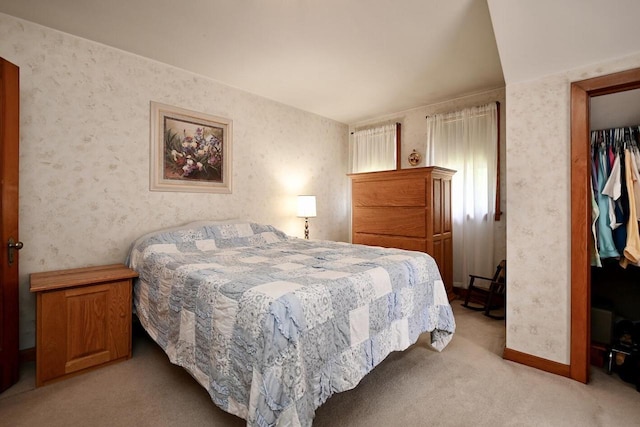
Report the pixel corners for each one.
[570,67,640,384]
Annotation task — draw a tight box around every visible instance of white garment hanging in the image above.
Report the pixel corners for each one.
[633,148,640,221]
[620,149,640,268]
[602,153,623,230]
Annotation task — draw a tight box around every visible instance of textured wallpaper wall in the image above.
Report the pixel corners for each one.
[506,53,640,364]
[0,14,349,349]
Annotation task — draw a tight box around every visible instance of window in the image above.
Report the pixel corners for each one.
[426,102,499,286]
[350,123,399,173]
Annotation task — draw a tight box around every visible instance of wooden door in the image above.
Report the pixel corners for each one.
[0,58,20,393]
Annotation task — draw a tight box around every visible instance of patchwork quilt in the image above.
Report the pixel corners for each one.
[127,221,455,427]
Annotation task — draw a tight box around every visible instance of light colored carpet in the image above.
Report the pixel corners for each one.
[1,303,639,426]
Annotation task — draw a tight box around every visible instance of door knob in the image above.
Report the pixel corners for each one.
[8,238,23,265]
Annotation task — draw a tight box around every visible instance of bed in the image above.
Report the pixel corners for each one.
[127,220,455,426]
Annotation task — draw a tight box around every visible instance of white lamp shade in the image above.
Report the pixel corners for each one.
[297,195,317,218]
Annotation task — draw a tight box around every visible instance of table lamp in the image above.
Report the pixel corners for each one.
[297,195,316,239]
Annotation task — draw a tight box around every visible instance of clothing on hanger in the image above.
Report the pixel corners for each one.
[590,126,640,267]
[620,148,640,268]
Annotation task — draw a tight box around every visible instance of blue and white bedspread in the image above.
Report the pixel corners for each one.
[127,221,455,427]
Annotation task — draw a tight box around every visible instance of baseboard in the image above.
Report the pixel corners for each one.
[503,347,571,378]
[19,347,36,363]
[453,286,503,307]
[453,286,465,298]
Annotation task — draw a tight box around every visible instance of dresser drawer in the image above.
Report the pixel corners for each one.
[352,178,426,207]
[352,207,426,237]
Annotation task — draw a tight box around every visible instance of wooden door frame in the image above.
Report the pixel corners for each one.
[570,67,640,383]
[0,58,20,392]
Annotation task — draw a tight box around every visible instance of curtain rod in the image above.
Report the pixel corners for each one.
[350,122,400,135]
[425,101,500,119]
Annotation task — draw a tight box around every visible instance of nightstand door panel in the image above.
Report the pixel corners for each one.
[64,284,111,374]
[38,280,132,384]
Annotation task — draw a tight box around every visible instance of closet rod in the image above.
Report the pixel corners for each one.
[590,124,640,133]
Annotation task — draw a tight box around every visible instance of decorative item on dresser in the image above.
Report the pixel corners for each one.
[348,166,456,300]
[29,264,138,387]
[408,149,422,166]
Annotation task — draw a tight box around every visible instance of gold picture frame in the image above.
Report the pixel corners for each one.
[150,101,232,193]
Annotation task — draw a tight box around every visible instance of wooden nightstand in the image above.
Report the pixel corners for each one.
[30,264,138,387]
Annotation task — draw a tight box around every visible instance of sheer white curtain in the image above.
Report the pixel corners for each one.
[426,103,498,287]
[350,124,396,173]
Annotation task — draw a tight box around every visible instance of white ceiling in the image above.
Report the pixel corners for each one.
[2,1,640,124]
[487,0,640,84]
[0,0,505,124]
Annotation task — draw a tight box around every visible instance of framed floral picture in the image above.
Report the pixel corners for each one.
[150,102,232,193]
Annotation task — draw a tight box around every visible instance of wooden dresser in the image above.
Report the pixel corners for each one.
[30,264,138,386]
[349,166,455,299]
